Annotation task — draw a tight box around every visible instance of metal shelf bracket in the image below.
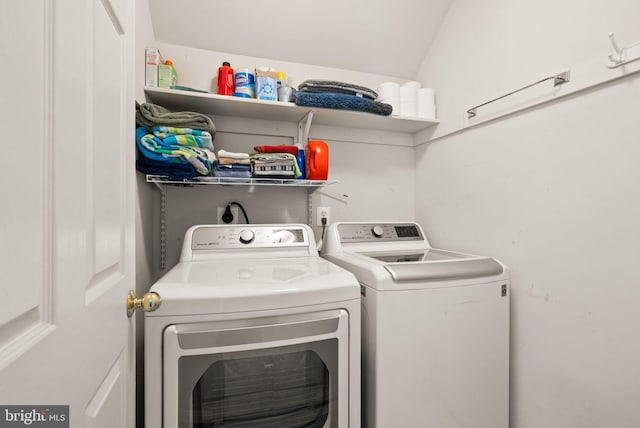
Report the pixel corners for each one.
[297,110,314,145]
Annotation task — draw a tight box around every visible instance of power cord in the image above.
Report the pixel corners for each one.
[316,216,328,253]
[222,202,250,224]
[321,216,327,242]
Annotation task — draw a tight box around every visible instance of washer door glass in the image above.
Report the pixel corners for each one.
[163,310,348,428]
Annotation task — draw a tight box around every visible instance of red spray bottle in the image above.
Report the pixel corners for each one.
[217,62,234,96]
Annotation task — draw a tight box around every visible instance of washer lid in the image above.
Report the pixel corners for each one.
[323,250,507,290]
[361,249,504,282]
[147,257,360,316]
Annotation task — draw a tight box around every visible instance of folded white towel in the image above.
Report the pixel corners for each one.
[217,149,249,160]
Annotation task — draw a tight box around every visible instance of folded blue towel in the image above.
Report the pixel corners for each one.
[213,161,252,178]
[135,127,213,175]
[136,152,199,179]
[292,91,392,116]
[151,126,214,151]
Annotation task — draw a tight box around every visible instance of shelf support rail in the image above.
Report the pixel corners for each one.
[159,185,167,271]
[466,71,570,119]
[149,180,168,271]
[297,110,314,145]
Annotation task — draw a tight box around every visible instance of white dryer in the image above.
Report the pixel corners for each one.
[145,224,361,428]
[322,221,510,428]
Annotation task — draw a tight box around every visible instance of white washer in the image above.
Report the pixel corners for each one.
[145,224,361,428]
[322,221,510,428]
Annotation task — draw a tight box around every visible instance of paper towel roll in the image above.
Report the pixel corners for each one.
[377,82,400,101]
[417,88,436,119]
[400,101,417,117]
[400,86,417,103]
[418,104,436,120]
[418,87,434,103]
[402,81,421,90]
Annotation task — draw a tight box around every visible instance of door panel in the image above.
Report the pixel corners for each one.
[85,352,127,428]
[88,0,126,301]
[0,0,53,370]
[0,0,135,426]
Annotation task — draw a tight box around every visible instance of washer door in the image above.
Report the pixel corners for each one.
[163,310,349,428]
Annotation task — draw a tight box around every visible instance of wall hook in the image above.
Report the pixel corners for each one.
[607,32,625,65]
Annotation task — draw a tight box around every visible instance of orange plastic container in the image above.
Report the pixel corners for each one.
[306,140,329,180]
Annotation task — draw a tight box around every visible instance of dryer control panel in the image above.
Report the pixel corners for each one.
[336,222,424,243]
[189,225,309,251]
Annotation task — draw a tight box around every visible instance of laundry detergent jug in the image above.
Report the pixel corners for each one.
[306,140,329,180]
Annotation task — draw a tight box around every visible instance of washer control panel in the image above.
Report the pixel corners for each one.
[337,222,424,243]
[191,225,308,250]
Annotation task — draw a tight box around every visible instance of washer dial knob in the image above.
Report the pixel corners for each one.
[238,230,255,244]
[371,225,384,238]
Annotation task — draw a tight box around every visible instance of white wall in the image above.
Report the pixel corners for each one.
[415,0,640,426]
[159,136,416,269]
[141,43,416,271]
[151,42,407,94]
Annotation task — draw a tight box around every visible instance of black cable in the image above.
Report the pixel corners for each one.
[227,202,250,224]
[321,217,327,242]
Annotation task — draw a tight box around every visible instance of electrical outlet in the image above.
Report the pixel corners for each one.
[317,206,330,227]
[217,206,238,224]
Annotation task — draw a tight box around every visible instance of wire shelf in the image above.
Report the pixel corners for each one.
[145,174,336,187]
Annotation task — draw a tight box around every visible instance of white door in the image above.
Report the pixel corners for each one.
[0,0,135,426]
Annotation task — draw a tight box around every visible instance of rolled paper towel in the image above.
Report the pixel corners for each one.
[400,101,417,117]
[417,88,436,120]
[399,81,418,117]
[377,82,400,101]
[400,83,418,102]
[402,80,421,90]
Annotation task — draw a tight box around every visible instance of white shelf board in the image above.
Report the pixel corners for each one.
[143,87,438,134]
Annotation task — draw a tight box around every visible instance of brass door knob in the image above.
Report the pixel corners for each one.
[127,290,161,317]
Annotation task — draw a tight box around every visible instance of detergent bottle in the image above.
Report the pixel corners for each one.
[306,140,329,180]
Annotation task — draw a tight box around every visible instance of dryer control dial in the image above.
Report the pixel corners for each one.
[371,225,384,238]
[238,230,255,244]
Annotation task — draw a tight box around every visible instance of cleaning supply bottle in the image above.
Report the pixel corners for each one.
[296,143,306,179]
[158,60,178,89]
[277,71,288,102]
[217,62,234,96]
[233,68,255,98]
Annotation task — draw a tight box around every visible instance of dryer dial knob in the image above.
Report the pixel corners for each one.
[238,230,255,244]
[371,225,384,238]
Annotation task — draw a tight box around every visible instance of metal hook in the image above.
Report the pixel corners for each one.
[608,32,625,64]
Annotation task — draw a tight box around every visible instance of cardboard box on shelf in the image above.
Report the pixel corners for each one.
[145,47,164,88]
[255,68,278,101]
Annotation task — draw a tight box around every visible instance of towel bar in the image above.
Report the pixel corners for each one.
[466,71,570,119]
